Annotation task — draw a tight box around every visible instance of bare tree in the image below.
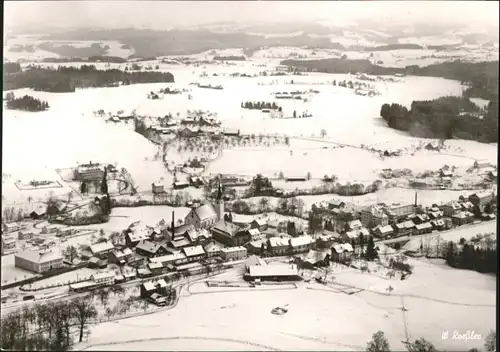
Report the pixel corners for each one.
[70,295,98,343]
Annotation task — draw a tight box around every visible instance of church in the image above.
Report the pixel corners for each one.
[184,180,224,229]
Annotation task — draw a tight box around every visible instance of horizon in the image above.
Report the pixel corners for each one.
[4,1,499,33]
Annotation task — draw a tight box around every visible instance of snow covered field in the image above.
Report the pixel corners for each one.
[84,257,495,351]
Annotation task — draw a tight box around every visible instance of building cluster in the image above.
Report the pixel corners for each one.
[322,191,496,242]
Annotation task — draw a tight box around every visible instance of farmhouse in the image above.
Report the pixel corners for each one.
[90,241,115,258]
[108,248,133,265]
[250,218,268,231]
[289,235,314,254]
[178,126,199,138]
[299,249,330,269]
[267,237,290,256]
[328,199,346,210]
[393,220,415,237]
[30,206,46,220]
[451,211,474,226]
[135,240,168,257]
[373,225,394,239]
[330,243,354,263]
[184,203,219,228]
[15,250,63,273]
[211,220,250,246]
[152,182,165,194]
[220,246,248,261]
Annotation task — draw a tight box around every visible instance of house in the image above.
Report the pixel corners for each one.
[30,206,46,220]
[88,257,107,269]
[486,170,497,181]
[184,204,218,228]
[413,222,433,235]
[289,235,314,254]
[140,281,156,298]
[361,205,389,228]
[90,271,115,286]
[135,240,168,257]
[183,228,212,245]
[69,281,98,293]
[15,250,63,273]
[267,237,290,256]
[468,192,493,210]
[250,218,268,232]
[299,249,330,269]
[1,234,17,255]
[245,240,265,255]
[211,220,250,247]
[441,201,462,217]
[178,126,199,138]
[244,264,300,282]
[173,181,190,190]
[74,162,105,181]
[147,262,163,276]
[328,199,346,210]
[123,271,137,281]
[152,182,165,194]
[204,241,222,258]
[322,230,342,243]
[220,246,247,261]
[169,237,192,250]
[452,211,474,226]
[345,227,370,244]
[430,219,445,231]
[247,228,262,241]
[439,169,453,178]
[373,225,394,239]
[182,245,206,262]
[125,226,150,247]
[412,214,430,225]
[149,292,167,306]
[137,268,153,279]
[428,211,443,220]
[90,241,115,258]
[114,274,125,284]
[392,220,415,237]
[166,223,196,239]
[149,252,188,267]
[459,201,474,211]
[347,220,363,231]
[330,243,354,263]
[108,248,132,265]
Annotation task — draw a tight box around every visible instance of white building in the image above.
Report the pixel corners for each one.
[15,250,64,273]
[91,271,115,286]
[220,246,247,261]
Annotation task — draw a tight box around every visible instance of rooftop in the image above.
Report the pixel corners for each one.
[193,204,217,221]
[182,245,206,257]
[15,250,62,264]
[90,241,114,254]
[248,264,298,277]
[92,271,115,281]
[331,243,354,253]
[221,246,247,253]
[290,235,314,247]
[211,220,241,237]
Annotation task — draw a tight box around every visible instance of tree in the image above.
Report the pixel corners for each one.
[404,338,437,352]
[366,330,391,352]
[320,129,327,138]
[259,197,269,212]
[445,242,456,267]
[63,245,78,263]
[306,172,312,180]
[96,289,110,309]
[70,295,98,343]
[80,182,87,194]
[484,330,496,352]
[365,236,377,260]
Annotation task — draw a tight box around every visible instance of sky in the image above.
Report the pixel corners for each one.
[4,1,499,32]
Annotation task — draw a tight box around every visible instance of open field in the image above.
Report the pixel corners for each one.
[83,256,495,352]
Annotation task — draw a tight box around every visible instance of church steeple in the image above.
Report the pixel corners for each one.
[216,175,223,202]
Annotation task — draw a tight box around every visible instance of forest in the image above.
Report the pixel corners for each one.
[3,64,175,92]
[380,96,498,143]
[4,93,50,112]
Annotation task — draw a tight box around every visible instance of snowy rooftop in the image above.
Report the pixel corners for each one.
[183,245,206,257]
[268,237,289,247]
[415,222,432,230]
[221,246,246,253]
[290,235,314,247]
[248,264,298,277]
[193,204,217,221]
[331,243,354,253]
[15,250,62,264]
[90,241,114,254]
[92,271,115,281]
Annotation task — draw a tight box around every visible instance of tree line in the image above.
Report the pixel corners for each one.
[445,240,497,274]
[366,329,496,352]
[3,65,175,92]
[213,55,246,61]
[241,101,281,111]
[380,96,498,143]
[1,294,98,350]
[4,93,50,112]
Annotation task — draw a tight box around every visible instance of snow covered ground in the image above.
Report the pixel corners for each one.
[84,257,495,351]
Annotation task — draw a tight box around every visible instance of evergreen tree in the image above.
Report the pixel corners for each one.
[365,236,377,260]
[445,242,456,267]
[100,169,108,195]
[79,182,87,194]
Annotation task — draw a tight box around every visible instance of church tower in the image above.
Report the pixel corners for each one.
[215,176,224,221]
